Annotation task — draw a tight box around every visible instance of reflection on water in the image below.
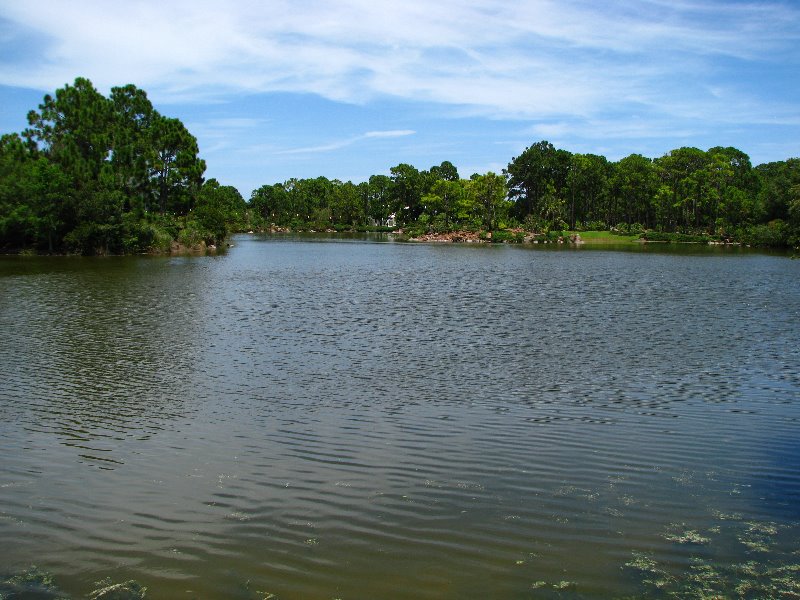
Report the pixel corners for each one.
[1,257,212,467]
[1,236,799,598]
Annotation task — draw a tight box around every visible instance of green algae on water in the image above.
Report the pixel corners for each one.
[662,523,712,544]
[88,578,146,600]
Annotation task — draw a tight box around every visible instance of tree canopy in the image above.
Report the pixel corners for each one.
[244,143,799,248]
[1,78,243,254]
[2,80,798,252]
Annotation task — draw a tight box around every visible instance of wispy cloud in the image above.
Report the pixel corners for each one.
[1,0,798,189]
[364,130,416,139]
[278,129,416,155]
[1,0,796,123]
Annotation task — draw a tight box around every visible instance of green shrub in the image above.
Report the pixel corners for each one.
[736,220,789,247]
[64,222,126,255]
[403,224,426,238]
[577,220,607,231]
[611,223,645,236]
[119,214,169,253]
[545,230,566,242]
[523,214,546,232]
[153,227,173,251]
[484,229,525,243]
[177,220,206,247]
[429,214,452,233]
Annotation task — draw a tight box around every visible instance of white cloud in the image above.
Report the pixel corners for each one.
[278,130,416,155]
[2,0,798,190]
[364,130,416,139]
[184,117,270,154]
[1,0,796,125]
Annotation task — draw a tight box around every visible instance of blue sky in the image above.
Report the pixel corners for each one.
[1,0,799,197]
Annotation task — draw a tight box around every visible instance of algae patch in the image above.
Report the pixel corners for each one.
[0,568,146,600]
[88,579,146,600]
[1,565,65,599]
[662,523,712,545]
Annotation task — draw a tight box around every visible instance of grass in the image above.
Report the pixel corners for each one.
[570,230,641,244]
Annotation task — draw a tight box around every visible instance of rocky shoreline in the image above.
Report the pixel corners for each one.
[404,230,585,244]
[245,227,587,244]
[404,230,485,243]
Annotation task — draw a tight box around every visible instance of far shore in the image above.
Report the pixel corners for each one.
[248,228,650,245]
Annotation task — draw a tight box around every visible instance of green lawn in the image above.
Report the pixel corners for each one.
[571,230,641,243]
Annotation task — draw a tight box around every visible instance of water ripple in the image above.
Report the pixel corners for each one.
[1,239,799,598]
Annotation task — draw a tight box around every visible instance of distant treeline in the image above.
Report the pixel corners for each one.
[249,142,800,247]
[2,78,799,254]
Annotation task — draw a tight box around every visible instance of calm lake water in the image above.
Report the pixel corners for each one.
[1,235,799,599]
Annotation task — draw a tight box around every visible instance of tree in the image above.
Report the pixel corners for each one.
[654,147,709,230]
[390,163,423,223]
[250,183,290,226]
[467,172,508,230]
[150,116,205,215]
[788,184,800,246]
[0,77,236,253]
[696,147,757,232]
[367,174,393,225]
[422,179,464,229]
[567,153,611,228]
[429,160,459,182]
[756,159,800,222]
[108,84,159,213]
[506,140,571,226]
[0,134,35,248]
[193,179,246,244]
[610,154,656,228]
[330,180,363,226]
[24,77,112,186]
[0,133,77,252]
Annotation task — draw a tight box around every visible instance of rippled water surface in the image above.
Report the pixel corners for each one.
[2,235,799,598]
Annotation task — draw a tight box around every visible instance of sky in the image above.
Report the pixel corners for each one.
[1,0,799,197]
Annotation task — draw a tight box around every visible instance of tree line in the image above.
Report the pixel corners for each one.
[2,78,799,254]
[249,163,507,233]
[250,142,800,247]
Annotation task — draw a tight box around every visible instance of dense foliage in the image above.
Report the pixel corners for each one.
[250,143,800,248]
[247,162,511,235]
[0,78,245,254]
[2,78,798,253]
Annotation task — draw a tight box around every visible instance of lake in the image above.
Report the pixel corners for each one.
[1,234,799,598]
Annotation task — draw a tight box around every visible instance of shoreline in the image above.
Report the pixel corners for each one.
[0,230,772,256]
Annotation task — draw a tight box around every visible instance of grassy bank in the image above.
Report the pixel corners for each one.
[571,230,641,244]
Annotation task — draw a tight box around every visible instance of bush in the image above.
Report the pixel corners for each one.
[177,219,207,247]
[120,219,153,253]
[403,224,426,238]
[64,222,126,255]
[611,222,644,235]
[144,225,173,253]
[577,220,607,231]
[486,229,525,243]
[629,222,645,235]
[429,214,452,233]
[545,230,567,242]
[523,214,546,232]
[736,220,789,247]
